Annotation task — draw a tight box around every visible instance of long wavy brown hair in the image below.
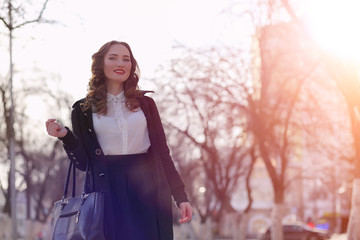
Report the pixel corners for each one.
[81,41,141,114]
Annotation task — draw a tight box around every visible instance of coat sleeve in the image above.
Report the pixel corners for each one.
[148,97,189,205]
[58,102,89,171]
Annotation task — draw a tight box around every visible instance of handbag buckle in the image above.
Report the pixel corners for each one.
[60,197,69,210]
[81,193,89,205]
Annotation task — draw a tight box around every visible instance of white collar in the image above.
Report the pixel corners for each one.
[106,91,125,103]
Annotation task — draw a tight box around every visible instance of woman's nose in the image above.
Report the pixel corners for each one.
[117,60,124,66]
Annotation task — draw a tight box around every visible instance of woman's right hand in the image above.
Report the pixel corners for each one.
[45,119,68,138]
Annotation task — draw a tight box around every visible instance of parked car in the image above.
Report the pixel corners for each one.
[257,223,329,240]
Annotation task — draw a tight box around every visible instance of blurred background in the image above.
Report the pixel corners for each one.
[1,0,359,239]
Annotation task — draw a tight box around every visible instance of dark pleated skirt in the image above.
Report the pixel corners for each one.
[103,151,160,240]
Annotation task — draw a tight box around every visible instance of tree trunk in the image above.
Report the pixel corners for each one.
[25,178,31,219]
[219,212,237,237]
[199,218,213,240]
[24,220,43,240]
[237,213,248,240]
[347,178,360,240]
[271,203,284,240]
[0,213,11,240]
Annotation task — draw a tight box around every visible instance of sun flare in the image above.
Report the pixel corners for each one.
[303,0,360,61]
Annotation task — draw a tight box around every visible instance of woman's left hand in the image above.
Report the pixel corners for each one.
[179,202,192,224]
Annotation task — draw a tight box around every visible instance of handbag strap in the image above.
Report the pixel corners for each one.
[72,162,76,197]
[62,161,73,199]
[61,160,92,202]
[83,159,94,193]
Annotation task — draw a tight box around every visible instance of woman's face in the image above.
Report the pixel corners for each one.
[103,44,132,88]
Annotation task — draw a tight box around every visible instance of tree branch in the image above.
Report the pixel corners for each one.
[0,15,10,29]
[13,0,50,29]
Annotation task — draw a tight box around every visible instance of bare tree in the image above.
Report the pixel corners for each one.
[274,0,359,237]
[242,11,318,237]
[0,0,51,237]
[15,84,73,222]
[224,1,353,239]
[325,58,360,239]
[153,45,255,238]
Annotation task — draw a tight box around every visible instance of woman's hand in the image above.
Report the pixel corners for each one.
[45,119,68,138]
[179,202,192,224]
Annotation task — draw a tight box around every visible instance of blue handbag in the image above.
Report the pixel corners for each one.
[51,161,106,240]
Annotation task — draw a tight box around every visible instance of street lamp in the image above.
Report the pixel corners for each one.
[199,187,206,194]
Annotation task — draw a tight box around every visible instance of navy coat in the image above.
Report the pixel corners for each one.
[59,93,188,240]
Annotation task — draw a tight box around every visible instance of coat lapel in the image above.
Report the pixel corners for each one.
[83,108,94,131]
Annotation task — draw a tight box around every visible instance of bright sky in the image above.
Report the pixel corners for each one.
[3,0,358,108]
[300,0,360,61]
[1,0,248,102]
[1,0,359,118]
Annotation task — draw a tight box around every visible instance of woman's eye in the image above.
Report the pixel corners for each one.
[109,57,116,60]
[123,58,130,62]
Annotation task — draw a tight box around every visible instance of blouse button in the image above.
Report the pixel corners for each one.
[99,173,105,177]
[95,149,102,155]
[88,129,92,133]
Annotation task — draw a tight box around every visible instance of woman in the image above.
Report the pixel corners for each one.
[45,40,192,240]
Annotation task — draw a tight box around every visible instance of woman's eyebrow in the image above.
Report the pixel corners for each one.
[107,53,130,58]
